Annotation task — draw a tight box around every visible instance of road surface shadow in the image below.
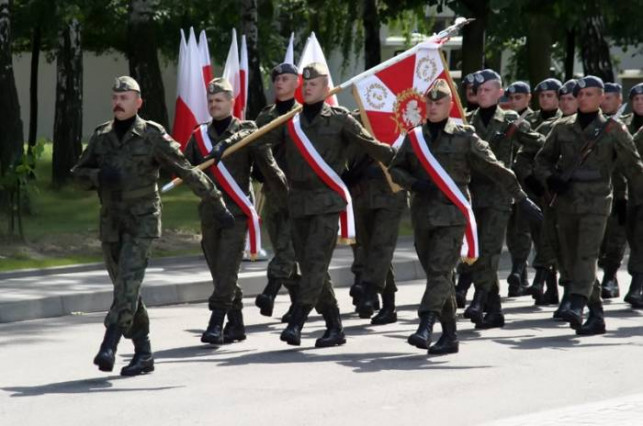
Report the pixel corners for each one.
[2,376,180,397]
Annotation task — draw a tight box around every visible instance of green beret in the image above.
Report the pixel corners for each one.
[113,76,141,93]
[425,79,451,101]
[207,77,233,95]
[302,62,329,80]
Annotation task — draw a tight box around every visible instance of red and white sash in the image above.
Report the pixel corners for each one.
[193,124,262,259]
[408,126,479,263]
[286,113,355,244]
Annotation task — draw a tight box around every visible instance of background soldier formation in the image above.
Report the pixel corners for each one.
[74,66,643,376]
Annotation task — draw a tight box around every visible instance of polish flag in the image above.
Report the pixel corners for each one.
[171,28,209,149]
[198,30,213,86]
[284,32,295,64]
[223,29,245,120]
[239,35,248,120]
[295,32,338,106]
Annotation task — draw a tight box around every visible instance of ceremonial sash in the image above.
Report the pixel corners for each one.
[193,124,261,259]
[408,126,479,263]
[286,113,355,244]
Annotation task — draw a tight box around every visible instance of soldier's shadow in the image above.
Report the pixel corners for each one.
[2,376,180,398]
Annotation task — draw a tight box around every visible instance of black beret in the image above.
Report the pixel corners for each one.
[574,75,604,96]
[630,83,643,99]
[559,79,578,96]
[271,63,299,82]
[534,78,562,92]
[473,69,502,89]
[506,81,531,94]
[603,82,622,94]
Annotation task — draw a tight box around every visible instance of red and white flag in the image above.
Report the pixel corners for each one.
[284,32,295,64]
[172,28,210,149]
[239,35,248,120]
[295,32,338,106]
[198,30,213,86]
[223,29,246,120]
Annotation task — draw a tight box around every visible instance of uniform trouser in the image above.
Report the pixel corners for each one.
[264,197,298,284]
[350,243,365,279]
[291,212,340,311]
[556,211,607,302]
[354,204,403,293]
[201,215,248,311]
[506,203,532,264]
[627,204,643,275]
[415,224,466,321]
[102,234,153,340]
[462,207,511,294]
[598,209,628,271]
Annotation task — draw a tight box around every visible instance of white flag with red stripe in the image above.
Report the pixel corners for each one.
[239,35,248,120]
[223,29,246,120]
[295,32,338,106]
[198,30,213,86]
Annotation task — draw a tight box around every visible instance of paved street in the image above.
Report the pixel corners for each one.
[1,270,642,425]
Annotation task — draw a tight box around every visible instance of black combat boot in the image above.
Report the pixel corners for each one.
[93,325,122,372]
[281,285,299,323]
[223,309,247,343]
[280,304,312,346]
[553,285,569,320]
[527,267,548,303]
[428,317,459,355]
[455,272,473,309]
[559,293,587,330]
[463,289,488,324]
[349,273,363,306]
[600,265,620,299]
[371,290,397,325]
[201,308,227,344]
[121,335,154,376]
[255,278,282,317]
[356,281,380,319]
[542,268,559,305]
[315,305,347,348]
[624,273,643,306]
[576,300,606,336]
[507,261,528,297]
[407,312,438,349]
[476,292,505,329]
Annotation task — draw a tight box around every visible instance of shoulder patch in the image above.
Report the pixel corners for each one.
[503,109,519,121]
[330,105,350,115]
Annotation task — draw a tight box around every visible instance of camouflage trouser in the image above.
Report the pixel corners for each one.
[353,203,402,293]
[351,243,364,280]
[627,204,643,275]
[264,196,298,284]
[534,202,564,273]
[102,234,153,340]
[598,208,628,271]
[556,211,607,302]
[506,202,532,264]
[200,201,248,311]
[291,212,340,311]
[414,223,465,320]
[462,207,511,294]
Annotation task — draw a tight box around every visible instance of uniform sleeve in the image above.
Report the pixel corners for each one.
[183,134,202,166]
[612,125,643,200]
[612,170,628,201]
[467,133,527,202]
[535,122,562,182]
[250,143,288,208]
[342,115,395,165]
[388,138,419,190]
[513,121,545,152]
[70,133,100,190]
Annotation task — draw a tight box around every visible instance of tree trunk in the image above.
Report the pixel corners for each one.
[579,2,614,82]
[52,18,83,188]
[127,0,168,128]
[564,28,575,81]
[458,0,489,96]
[526,13,553,108]
[0,0,24,182]
[28,25,41,150]
[240,0,266,120]
[363,0,381,70]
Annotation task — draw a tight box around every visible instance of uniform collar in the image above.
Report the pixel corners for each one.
[209,116,240,139]
[442,118,459,135]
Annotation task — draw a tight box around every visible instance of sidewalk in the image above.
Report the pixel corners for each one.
[0,238,423,323]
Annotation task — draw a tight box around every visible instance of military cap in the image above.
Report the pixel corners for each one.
[604,82,622,94]
[629,83,643,99]
[574,75,604,96]
[473,69,502,89]
[207,77,234,95]
[461,72,476,88]
[271,63,299,82]
[302,62,329,80]
[425,78,452,101]
[534,78,562,92]
[506,81,531,94]
[113,76,141,93]
[559,79,578,96]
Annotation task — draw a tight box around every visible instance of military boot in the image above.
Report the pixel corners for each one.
[463,289,487,324]
[349,273,363,306]
[407,312,438,350]
[576,300,606,336]
[542,268,559,305]
[559,293,587,330]
[121,335,154,376]
[201,308,227,344]
[600,265,620,299]
[315,305,346,348]
[507,261,528,297]
[223,309,247,343]
[428,317,459,355]
[553,286,569,320]
[93,325,122,372]
[455,272,473,309]
[281,285,298,323]
[476,292,505,329]
[280,304,312,346]
[255,278,282,317]
[624,273,643,306]
[527,267,548,303]
[371,290,397,325]
[356,281,380,319]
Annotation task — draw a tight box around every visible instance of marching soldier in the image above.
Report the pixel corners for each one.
[462,72,479,113]
[263,63,395,347]
[389,79,542,353]
[253,63,301,322]
[625,83,643,136]
[626,126,643,308]
[183,78,288,345]
[536,75,643,335]
[506,81,533,118]
[528,78,563,129]
[558,80,579,117]
[72,76,234,376]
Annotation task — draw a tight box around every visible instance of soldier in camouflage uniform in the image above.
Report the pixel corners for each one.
[536,76,643,335]
[183,78,288,345]
[263,63,395,347]
[253,63,301,322]
[72,76,234,376]
[462,72,479,113]
[459,70,544,329]
[624,83,643,134]
[559,80,579,117]
[390,79,542,354]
